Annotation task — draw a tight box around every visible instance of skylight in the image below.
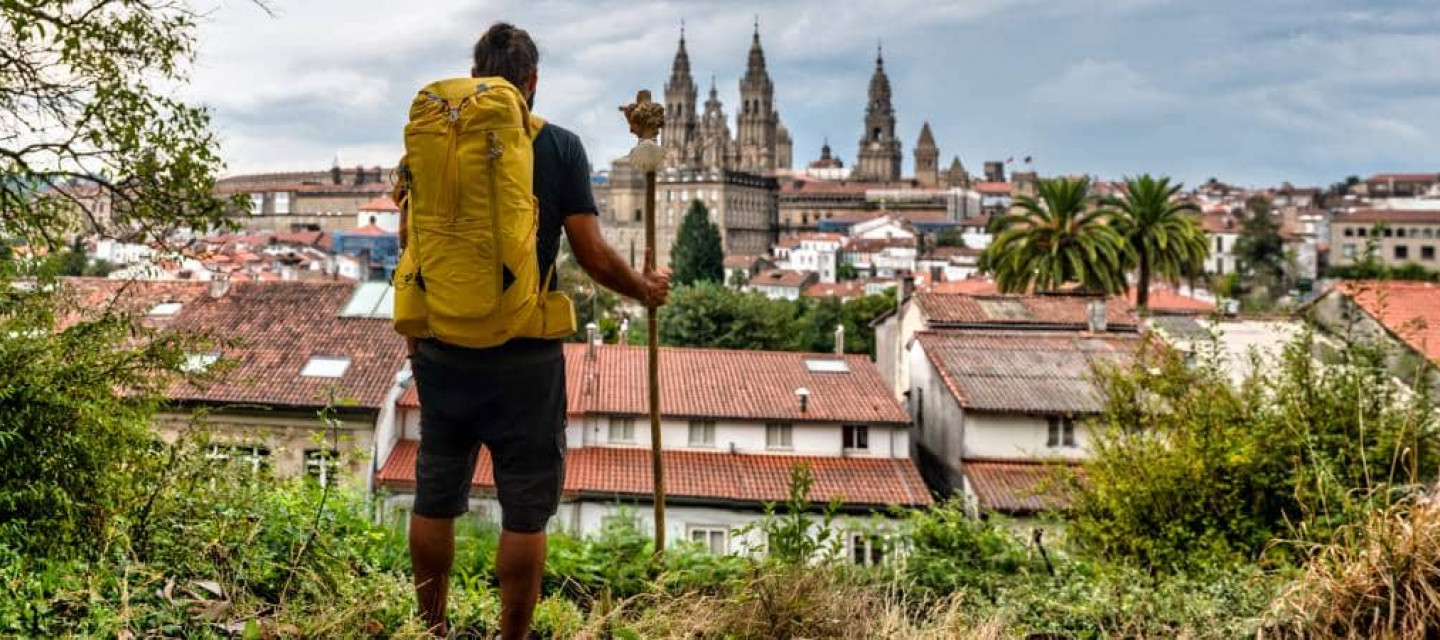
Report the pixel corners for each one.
[182,352,219,373]
[149,301,184,317]
[300,356,351,378]
[804,359,850,374]
[340,282,394,319]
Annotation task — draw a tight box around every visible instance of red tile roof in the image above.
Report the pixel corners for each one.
[1333,209,1440,225]
[1336,281,1440,362]
[803,281,867,299]
[348,224,390,236]
[749,269,816,289]
[167,282,408,410]
[974,182,1012,195]
[919,246,982,261]
[58,277,210,330]
[917,292,1138,329]
[571,343,909,425]
[917,331,1143,414]
[926,279,1000,295]
[400,342,908,425]
[964,459,1081,513]
[377,440,931,508]
[359,196,400,212]
[1127,287,1215,315]
[1199,212,1242,233]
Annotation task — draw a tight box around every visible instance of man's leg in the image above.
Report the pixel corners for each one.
[410,513,456,635]
[496,529,547,640]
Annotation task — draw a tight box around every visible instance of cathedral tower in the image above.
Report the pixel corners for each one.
[736,20,779,174]
[662,26,700,170]
[698,76,732,171]
[915,121,939,187]
[855,46,902,182]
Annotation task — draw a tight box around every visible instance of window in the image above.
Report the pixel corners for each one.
[305,449,339,487]
[1427,229,1436,239]
[1385,227,1395,238]
[765,422,793,450]
[1047,416,1076,448]
[249,193,264,215]
[609,417,635,444]
[206,445,270,474]
[688,420,716,447]
[1359,227,1368,237]
[1424,246,1436,261]
[850,533,886,566]
[1343,244,1357,259]
[843,425,869,451]
[1395,245,1410,260]
[1343,227,1355,237]
[689,526,729,554]
[149,301,184,317]
[183,352,220,373]
[1215,236,1224,253]
[300,356,351,378]
[274,191,291,215]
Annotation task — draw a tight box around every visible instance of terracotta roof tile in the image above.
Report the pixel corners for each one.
[570,343,909,424]
[917,292,1138,329]
[974,182,1012,195]
[917,331,1142,414]
[1336,281,1440,362]
[58,277,210,330]
[749,269,817,289]
[1127,287,1215,315]
[803,281,867,299]
[167,282,407,410]
[377,440,931,507]
[359,195,400,212]
[1367,173,1439,184]
[964,459,1081,513]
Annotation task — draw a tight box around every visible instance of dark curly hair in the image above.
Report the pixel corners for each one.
[472,22,539,94]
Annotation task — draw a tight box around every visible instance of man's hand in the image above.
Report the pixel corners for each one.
[640,269,670,308]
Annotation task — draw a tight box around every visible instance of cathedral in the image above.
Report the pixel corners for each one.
[661,23,793,175]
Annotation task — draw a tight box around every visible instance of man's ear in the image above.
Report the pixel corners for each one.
[526,70,538,96]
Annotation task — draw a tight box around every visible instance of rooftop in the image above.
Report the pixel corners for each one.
[916,292,1138,330]
[377,441,932,508]
[1336,280,1440,362]
[167,281,408,410]
[1333,209,1440,225]
[749,269,816,289]
[963,459,1082,513]
[917,330,1143,414]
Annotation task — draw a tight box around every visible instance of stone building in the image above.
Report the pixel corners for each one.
[216,164,393,234]
[854,48,903,182]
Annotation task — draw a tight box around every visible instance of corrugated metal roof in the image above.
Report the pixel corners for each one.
[918,331,1142,414]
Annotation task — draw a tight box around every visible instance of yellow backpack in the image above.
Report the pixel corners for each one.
[391,77,576,348]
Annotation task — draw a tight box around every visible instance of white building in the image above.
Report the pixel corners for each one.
[376,342,930,558]
[357,196,401,233]
[849,215,916,242]
[747,269,818,300]
[908,331,1142,515]
[774,232,843,283]
[1201,211,1242,276]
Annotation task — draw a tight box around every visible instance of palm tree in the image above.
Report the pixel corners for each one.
[979,177,1128,294]
[1108,175,1208,311]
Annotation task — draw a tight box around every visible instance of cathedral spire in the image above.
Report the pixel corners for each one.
[856,44,901,182]
[663,22,700,170]
[737,17,778,173]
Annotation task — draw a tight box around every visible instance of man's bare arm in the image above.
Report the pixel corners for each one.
[563,215,668,307]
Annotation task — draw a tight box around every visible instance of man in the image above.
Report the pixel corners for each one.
[405,22,669,639]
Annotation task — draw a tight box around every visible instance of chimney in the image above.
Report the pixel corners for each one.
[208,273,230,299]
[618,317,630,345]
[834,324,845,354]
[795,387,810,414]
[1086,299,1108,333]
[585,322,598,359]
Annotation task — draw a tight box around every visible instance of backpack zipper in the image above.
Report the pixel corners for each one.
[487,131,504,305]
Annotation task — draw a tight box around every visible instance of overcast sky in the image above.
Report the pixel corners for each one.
[189,0,1440,188]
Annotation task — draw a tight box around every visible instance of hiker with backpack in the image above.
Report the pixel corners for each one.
[392,23,670,639]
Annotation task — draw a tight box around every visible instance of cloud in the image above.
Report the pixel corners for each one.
[181,0,1440,187]
[1029,59,1178,121]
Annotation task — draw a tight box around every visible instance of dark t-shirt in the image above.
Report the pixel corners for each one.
[532,122,598,290]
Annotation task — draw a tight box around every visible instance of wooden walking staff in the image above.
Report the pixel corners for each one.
[620,90,667,552]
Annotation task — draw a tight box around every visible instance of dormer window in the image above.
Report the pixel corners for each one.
[149,301,183,317]
[301,356,351,378]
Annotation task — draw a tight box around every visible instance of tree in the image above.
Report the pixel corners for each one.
[1108,175,1208,311]
[728,268,749,288]
[836,263,859,281]
[933,228,967,248]
[2,2,240,246]
[1232,197,1285,286]
[658,282,800,350]
[0,1,239,557]
[979,177,1127,294]
[557,240,618,342]
[670,199,724,286]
